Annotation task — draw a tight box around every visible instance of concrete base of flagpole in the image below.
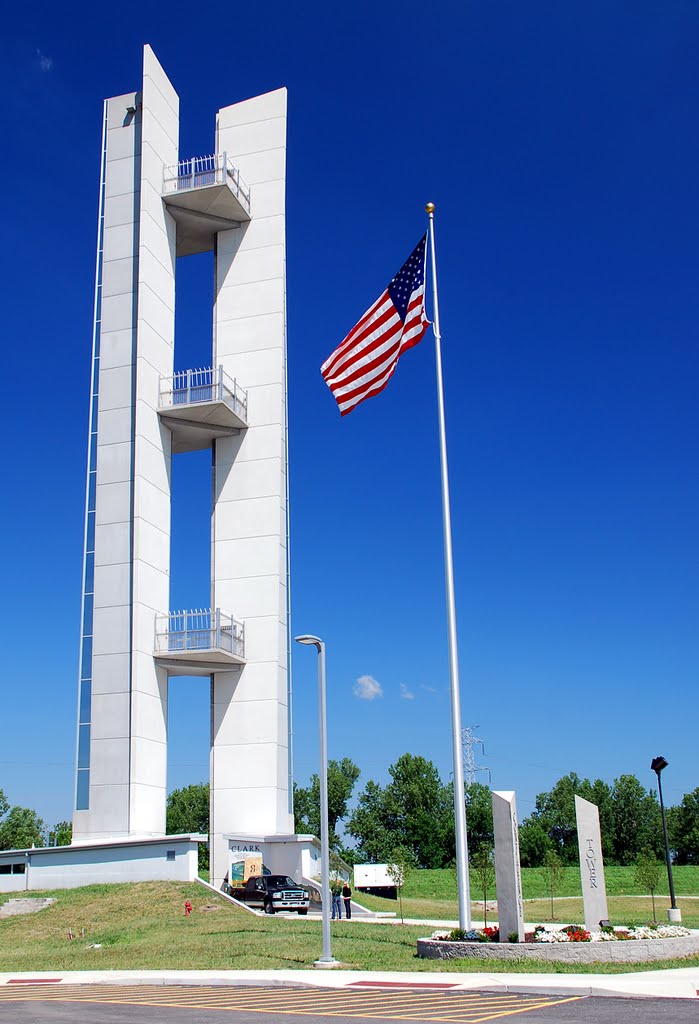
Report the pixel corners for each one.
[668,908,682,923]
[313,958,341,969]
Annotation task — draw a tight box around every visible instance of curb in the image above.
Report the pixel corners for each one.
[0,969,698,1000]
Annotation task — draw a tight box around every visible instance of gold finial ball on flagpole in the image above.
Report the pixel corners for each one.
[425,202,435,214]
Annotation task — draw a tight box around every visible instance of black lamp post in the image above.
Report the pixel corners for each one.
[650,756,679,920]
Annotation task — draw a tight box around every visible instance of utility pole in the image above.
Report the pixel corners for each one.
[462,726,491,787]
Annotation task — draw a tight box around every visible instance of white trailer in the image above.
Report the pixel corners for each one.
[353,863,396,895]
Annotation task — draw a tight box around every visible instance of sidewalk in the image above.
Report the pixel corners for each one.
[0,967,697,1000]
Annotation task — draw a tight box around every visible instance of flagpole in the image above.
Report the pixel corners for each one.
[425,202,471,931]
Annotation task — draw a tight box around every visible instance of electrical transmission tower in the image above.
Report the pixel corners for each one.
[462,725,491,786]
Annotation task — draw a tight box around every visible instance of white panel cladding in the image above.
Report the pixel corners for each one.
[100,329,135,370]
[93,563,130,608]
[90,692,131,740]
[94,522,130,565]
[210,87,292,888]
[90,738,131,786]
[218,430,285,467]
[75,786,130,838]
[214,495,282,539]
[74,88,140,843]
[95,483,131,526]
[128,44,178,837]
[92,606,131,655]
[91,653,131,695]
[97,408,132,446]
[104,193,138,230]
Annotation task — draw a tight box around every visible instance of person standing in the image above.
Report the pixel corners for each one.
[330,877,343,919]
[342,881,352,920]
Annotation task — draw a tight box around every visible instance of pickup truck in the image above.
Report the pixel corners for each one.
[224,874,310,915]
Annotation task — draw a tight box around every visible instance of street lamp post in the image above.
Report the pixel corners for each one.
[295,634,338,966]
[650,755,681,924]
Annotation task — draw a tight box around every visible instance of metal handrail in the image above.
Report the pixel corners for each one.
[162,152,251,212]
[159,366,248,423]
[154,608,245,659]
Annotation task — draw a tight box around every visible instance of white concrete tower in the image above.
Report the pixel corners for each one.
[73,47,293,871]
[210,91,293,886]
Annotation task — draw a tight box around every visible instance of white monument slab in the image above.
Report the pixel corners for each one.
[575,795,609,932]
[491,790,525,942]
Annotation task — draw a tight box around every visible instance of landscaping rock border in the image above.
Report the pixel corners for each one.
[417,933,699,964]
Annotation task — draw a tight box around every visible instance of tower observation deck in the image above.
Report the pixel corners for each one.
[73,45,292,887]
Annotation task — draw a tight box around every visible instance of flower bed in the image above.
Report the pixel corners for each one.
[417,924,699,964]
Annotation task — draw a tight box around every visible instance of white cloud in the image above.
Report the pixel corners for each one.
[36,50,53,72]
[420,684,438,694]
[400,683,415,700]
[353,675,383,701]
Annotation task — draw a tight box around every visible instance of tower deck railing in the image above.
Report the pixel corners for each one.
[163,152,251,213]
[159,366,248,423]
[155,609,245,659]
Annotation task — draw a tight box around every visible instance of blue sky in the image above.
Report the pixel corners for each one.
[1,2,697,835]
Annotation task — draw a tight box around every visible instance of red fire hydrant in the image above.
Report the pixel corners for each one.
[184,900,192,917]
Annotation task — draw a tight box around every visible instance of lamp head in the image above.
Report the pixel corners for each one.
[651,756,669,775]
[294,634,323,651]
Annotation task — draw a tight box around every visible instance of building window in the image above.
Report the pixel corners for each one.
[77,725,91,769]
[0,865,11,875]
[12,863,25,874]
[166,850,176,861]
[74,102,108,816]
[79,682,92,724]
[76,769,90,810]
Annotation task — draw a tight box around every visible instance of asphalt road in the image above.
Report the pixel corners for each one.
[0,986,696,1024]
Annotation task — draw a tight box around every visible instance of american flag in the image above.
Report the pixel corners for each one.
[321,235,430,416]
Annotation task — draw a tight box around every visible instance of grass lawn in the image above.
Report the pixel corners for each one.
[355,866,699,927]
[0,880,698,974]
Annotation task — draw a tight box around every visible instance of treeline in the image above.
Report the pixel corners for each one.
[0,789,71,850]
[293,755,699,868]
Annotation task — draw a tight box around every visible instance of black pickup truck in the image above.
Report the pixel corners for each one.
[224,875,310,915]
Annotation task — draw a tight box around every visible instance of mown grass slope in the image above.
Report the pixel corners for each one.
[0,870,696,973]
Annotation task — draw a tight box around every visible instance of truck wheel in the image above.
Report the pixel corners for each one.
[298,909,308,915]
[264,901,275,915]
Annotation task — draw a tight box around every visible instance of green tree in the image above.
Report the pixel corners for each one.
[346,779,394,862]
[293,757,360,850]
[579,778,615,863]
[387,846,413,924]
[0,790,8,820]
[668,788,699,865]
[470,844,495,926]
[348,754,454,868]
[611,775,662,865]
[634,847,661,922]
[518,818,552,867]
[50,821,72,846]
[166,783,210,870]
[530,773,584,864]
[541,849,564,920]
[464,783,494,855]
[0,806,46,851]
[530,774,615,864]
